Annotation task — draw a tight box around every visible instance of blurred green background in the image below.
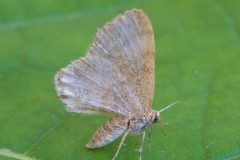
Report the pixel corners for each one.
[0,0,240,160]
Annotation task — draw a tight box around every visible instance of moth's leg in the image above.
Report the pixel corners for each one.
[139,131,146,160]
[148,126,152,151]
[112,128,130,160]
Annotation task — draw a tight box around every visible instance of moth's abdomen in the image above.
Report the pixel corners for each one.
[86,115,129,149]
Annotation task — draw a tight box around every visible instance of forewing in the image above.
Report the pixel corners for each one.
[54,9,155,116]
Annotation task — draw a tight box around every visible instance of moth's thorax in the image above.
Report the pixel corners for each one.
[129,110,159,135]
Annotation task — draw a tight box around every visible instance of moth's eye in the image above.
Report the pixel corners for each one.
[153,117,158,122]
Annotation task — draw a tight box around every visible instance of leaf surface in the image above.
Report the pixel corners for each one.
[0,0,239,159]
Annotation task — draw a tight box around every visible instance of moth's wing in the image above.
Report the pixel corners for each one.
[85,115,129,148]
[54,9,155,116]
[55,64,132,115]
[92,9,155,114]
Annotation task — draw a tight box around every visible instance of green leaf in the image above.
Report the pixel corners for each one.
[0,0,239,159]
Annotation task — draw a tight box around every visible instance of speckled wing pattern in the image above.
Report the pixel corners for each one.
[55,9,155,118]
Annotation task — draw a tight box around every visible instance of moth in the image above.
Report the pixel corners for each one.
[55,9,180,160]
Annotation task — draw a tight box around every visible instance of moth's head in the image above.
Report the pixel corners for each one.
[151,111,160,124]
[152,101,182,135]
[154,101,183,124]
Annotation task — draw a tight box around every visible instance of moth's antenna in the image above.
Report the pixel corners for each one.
[158,101,183,114]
